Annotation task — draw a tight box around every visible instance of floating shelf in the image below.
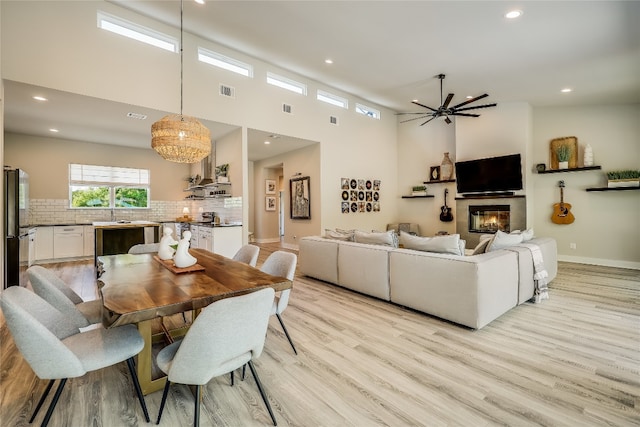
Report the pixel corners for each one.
[538,166,601,174]
[586,186,640,192]
[423,179,456,184]
[402,195,434,199]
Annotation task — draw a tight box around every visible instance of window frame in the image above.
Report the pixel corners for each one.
[69,164,150,209]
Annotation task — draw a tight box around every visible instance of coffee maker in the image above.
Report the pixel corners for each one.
[201,211,220,224]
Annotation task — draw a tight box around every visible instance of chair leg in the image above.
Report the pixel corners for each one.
[247,360,277,426]
[40,378,67,427]
[156,380,171,425]
[30,379,55,423]
[230,370,235,386]
[126,358,150,423]
[242,364,246,381]
[194,385,201,427]
[275,313,298,355]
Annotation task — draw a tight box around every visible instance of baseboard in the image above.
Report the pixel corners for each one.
[558,255,640,270]
[281,242,299,251]
[254,238,281,244]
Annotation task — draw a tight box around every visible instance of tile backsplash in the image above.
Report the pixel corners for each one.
[29,197,243,225]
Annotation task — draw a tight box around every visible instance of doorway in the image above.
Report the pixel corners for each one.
[279,190,285,237]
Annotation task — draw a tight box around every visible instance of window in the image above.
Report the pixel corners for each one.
[355,103,380,119]
[317,90,348,109]
[267,72,307,95]
[198,47,253,77]
[69,164,150,209]
[97,11,178,52]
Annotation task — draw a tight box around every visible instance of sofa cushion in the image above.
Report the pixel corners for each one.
[399,232,463,256]
[324,229,354,241]
[511,228,535,241]
[299,237,339,284]
[471,237,492,255]
[486,230,524,252]
[354,230,397,247]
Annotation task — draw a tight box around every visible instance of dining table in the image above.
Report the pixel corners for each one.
[97,248,293,395]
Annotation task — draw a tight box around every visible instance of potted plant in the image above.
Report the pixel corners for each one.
[412,185,427,196]
[556,145,571,169]
[216,163,229,183]
[606,170,640,188]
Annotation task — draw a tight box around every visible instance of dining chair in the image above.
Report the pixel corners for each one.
[0,286,150,427]
[260,251,298,354]
[155,287,277,427]
[232,244,260,267]
[27,265,102,327]
[128,242,160,254]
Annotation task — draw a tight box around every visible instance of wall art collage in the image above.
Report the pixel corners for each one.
[340,178,381,214]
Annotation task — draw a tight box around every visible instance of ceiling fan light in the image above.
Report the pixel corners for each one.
[151,114,211,163]
[505,10,523,19]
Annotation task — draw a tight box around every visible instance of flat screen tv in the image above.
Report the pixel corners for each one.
[455,154,523,195]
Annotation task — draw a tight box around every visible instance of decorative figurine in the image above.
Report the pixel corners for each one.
[173,230,197,268]
[158,227,178,260]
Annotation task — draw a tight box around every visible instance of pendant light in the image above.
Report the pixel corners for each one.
[151,0,211,163]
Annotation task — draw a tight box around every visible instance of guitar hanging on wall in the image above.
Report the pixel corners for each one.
[440,188,454,222]
[551,180,575,224]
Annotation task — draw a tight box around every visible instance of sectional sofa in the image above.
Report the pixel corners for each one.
[298,234,557,329]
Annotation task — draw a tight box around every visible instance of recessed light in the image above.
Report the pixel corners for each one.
[412,99,419,103]
[505,10,523,19]
[33,96,48,102]
[466,95,473,99]
[561,88,573,93]
[194,0,205,4]
[264,141,271,145]
[325,59,333,64]
[49,128,59,133]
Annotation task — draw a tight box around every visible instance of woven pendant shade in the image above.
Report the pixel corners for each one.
[151,114,211,163]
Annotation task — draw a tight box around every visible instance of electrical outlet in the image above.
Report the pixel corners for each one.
[569,243,577,249]
[293,235,297,240]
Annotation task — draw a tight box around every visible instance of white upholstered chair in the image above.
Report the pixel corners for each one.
[27,265,102,327]
[232,244,260,267]
[260,251,298,354]
[128,242,160,254]
[155,287,277,427]
[0,286,150,427]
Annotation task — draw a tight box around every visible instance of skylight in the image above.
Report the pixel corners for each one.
[267,72,307,95]
[198,47,253,77]
[97,11,178,53]
[317,90,348,109]
[355,103,380,119]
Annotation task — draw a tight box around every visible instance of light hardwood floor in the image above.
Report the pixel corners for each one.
[1,244,639,426]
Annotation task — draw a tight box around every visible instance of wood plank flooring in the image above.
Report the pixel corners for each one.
[1,245,639,426]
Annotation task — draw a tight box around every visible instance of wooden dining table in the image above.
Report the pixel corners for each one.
[97,248,292,395]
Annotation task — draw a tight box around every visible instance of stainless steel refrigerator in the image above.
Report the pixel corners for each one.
[4,168,30,288]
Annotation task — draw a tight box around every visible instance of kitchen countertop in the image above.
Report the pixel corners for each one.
[92,220,161,229]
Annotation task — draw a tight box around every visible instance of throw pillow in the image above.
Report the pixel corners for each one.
[486,230,524,252]
[399,232,463,256]
[325,229,354,241]
[354,230,397,247]
[471,238,492,255]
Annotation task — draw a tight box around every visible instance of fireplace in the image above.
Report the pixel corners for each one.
[469,205,510,233]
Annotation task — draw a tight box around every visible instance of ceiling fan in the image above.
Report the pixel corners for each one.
[399,74,497,125]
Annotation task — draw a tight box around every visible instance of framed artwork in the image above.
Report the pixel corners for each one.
[430,166,441,181]
[266,196,276,211]
[290,176,311,219]
[265,179,276,194]
[341,177,381,213]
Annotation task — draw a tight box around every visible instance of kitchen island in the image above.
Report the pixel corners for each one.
[93,221,160,264]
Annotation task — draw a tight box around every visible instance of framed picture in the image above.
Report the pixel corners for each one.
[430,166,441,181]
[290,176,311,219]
[265,179,276,194]
[265,196,276,211]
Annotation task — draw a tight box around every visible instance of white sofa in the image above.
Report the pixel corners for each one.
[299,235,557,329]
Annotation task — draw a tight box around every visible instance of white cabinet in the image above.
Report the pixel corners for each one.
[198,227,213,252]
[28,229,36,267]
[53,226,84,258]
[213,226,242,258]
[83,225,95,256]
[35,226,54,261]
[189,225,199,249]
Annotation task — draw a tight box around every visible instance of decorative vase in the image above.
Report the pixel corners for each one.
[584,144,594,167]
[440,152,454,180]
[558,161,569,170]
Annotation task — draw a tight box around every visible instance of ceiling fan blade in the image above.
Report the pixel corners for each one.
[442,93,454,109]
[396,112,431,115]
[451,112,480,117]
[420,116,438,126]
[454,103,497,112]
[451,93,488,109]
[400,115,431,123]
[411,101,438,112]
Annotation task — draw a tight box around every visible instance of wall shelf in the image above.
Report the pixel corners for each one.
[538,166,601,174]
[423,179,455,184]
[401,195,434,199]
[586,186,640,192]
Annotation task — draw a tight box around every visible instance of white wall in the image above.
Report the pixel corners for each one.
[532,104,640,269]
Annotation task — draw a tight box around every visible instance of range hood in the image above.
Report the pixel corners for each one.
[197,143,215,186]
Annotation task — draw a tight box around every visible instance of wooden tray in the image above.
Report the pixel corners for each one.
[153,255,205,274]
[549,136,578,170]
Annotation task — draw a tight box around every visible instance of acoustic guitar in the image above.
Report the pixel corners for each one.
[551,180,575,224]
[440,188,454,222]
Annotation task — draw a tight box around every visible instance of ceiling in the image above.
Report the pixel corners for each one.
[3,1,639,158]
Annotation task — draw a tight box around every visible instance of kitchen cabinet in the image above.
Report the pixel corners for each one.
[213,226,242,259]
[189,225,199,248]
[198,227,213,252]
[53,226,84,258]
[84,225,95,256]
[35,226,54,261]
[28,229,36,267]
